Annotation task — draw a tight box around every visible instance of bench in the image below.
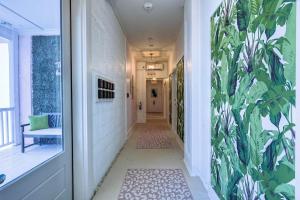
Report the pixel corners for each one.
[21,113,62,153]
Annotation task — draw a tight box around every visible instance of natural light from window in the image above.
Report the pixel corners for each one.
[0,42,10,108]
[0,0,62,189]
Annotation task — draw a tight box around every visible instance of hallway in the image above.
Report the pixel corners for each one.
[0,0,298,199]
[93,120,209,200]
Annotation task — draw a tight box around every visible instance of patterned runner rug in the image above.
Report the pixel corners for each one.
[118,169,193,200]
[136,132,172,149]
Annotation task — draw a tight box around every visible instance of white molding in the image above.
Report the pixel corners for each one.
[175,134,184,151]
[169,124,184,151]
[126,123,136,140]
[17,29,60,36]
[71,0,90,199]
[205,185,220,200]
[184,157,193,176]
[184,158,220,200]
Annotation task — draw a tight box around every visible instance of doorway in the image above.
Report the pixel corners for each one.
[146,80,164,119]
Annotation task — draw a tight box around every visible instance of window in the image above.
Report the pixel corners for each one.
[0,0,63,188]
[0,39,11,108]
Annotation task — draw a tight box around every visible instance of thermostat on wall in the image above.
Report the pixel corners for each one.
[96,76,115,102]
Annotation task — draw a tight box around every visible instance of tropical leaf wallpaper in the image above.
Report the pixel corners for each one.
[211,0,296,199]
[169,75,173,125]
[177,57,184,141]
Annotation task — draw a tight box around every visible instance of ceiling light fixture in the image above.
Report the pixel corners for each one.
[144,2,153,13]
[149,53,154,60]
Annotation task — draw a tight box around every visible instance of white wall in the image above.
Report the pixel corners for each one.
[72,0,127,198]
[88,0,127,196]
[136,62,146,123]
[167,22,184,133]
[183,1,221,200]
[19,36,32,124]
[173,24,184,73]
[163,79,168,120]
[168,23,184,75]
[126,44,136,132]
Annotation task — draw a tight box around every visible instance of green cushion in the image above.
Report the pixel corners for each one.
[29,115,49,131]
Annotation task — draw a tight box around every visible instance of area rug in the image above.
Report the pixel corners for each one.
[118,169,193,200]
[136,133,172,149]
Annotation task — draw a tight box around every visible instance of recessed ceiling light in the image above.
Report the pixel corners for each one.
[144,2,153,13]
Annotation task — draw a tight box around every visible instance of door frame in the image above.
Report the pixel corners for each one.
[0,0,73,199]
[146,79,164,114]
[71,0,91,199]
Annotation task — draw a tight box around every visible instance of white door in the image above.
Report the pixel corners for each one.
[146,80,163,113]
[0,0,72,199]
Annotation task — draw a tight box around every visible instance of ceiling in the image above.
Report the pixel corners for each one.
[134,49,170,62]
[110,0,184,60]
[0,0,60,35]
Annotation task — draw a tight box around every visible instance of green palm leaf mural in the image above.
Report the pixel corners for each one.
[211,0,296,199]
[177,57,184,141]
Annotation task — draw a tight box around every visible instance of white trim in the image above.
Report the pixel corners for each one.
[205,185,220,200]
[126,123,136,140]
[17,29,60,36]
[184,155,193,176]
[11,32,20,145]
[61,0,73,198]
[71,0,90,199]
[0,36,9,42]
[183,153,198,177]
[168,124,184,151]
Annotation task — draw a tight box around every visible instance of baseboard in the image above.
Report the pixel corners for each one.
[185,161,219,200]
[168,123,184,151]
[91,123,136,199]
[127,123,136,140]
[174,132,184,151]
[184,157,194,176]
[205,185,219,200]
[166,124,219,200]
[92,139,127,199]
[183,152,201,177]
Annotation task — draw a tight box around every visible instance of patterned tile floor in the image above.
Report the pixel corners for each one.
[93,119,210,200]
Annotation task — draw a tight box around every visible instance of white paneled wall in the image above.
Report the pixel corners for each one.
[88,0,127,195]
[136,62,146,123]
[19,36,32,125]
[125,44,137,133]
